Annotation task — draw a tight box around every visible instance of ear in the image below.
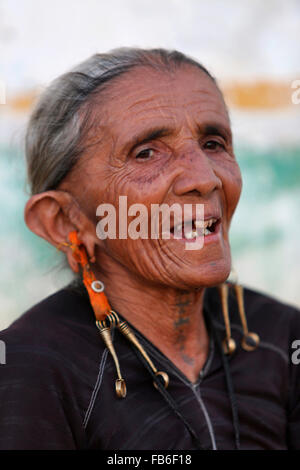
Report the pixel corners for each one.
[24,190,98,272]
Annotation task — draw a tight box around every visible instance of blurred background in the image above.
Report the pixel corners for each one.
[0,0,300,330]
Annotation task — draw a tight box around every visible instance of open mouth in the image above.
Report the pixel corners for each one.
[170,217,220,240]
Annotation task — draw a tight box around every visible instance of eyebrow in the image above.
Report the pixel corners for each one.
[129,127,172,150]
[128,122,232,151]
[201,124,232,141]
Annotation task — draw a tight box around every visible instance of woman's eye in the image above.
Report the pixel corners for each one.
[204,140,225,151]
[135,148,154,160]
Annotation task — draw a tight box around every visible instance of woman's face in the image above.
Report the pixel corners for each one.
[65,64,242,289]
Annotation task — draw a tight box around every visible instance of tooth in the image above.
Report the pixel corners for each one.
[173,223,182,236]
[195,220,204,228]
[185,231,194,239]
[204,228,210,236]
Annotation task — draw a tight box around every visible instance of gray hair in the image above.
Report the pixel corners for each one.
[25,47,218,195]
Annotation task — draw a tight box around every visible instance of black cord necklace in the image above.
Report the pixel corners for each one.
[122,310,241,451]
[211,321,241,450]
[129,340,207,450]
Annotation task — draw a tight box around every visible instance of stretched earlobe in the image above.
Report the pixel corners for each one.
[77,230,97,264]
[66,250,80,273]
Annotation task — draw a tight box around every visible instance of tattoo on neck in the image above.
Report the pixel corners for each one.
[174,291,191,353]
[181,352,195,366]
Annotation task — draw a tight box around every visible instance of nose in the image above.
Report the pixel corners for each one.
[172,147,222,197]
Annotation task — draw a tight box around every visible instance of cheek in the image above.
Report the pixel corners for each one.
[95,170,160,255]
[94,171,171,272]
[105,166,172,214]
[222,162,242,220]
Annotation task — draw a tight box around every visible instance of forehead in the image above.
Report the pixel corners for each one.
[96,64,229,139]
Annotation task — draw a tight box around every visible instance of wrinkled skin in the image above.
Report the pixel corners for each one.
[66,65,241,289]
[31,64,242,382]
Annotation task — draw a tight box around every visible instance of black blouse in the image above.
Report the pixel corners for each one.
[0,284,299,449]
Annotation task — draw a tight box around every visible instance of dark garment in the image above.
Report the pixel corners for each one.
[0,284,299,450]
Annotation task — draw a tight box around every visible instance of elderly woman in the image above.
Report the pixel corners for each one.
[0,48,299,450]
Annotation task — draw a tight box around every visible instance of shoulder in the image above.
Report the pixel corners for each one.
[1,285,96,342]
[241,286,300,345]
[0,287,102,449]
[0,285,103,385]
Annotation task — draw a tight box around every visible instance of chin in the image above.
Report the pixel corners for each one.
[171,257,231,290]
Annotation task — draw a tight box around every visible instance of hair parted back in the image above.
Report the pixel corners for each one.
[25,47,218,195]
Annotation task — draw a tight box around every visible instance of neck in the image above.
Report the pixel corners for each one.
[93,258,210,384]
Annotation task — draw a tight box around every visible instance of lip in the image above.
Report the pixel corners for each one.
[202,218,222,245]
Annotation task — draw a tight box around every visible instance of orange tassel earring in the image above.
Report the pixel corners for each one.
[59,231,169,398]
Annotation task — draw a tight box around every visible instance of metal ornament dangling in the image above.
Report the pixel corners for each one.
[117,319,169,390]
[223,337,237,355]
[96,312,127,399]
[64,231,170,398]
[241,332,260,351]
[219,283,236,355]
[227,269,260,352]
